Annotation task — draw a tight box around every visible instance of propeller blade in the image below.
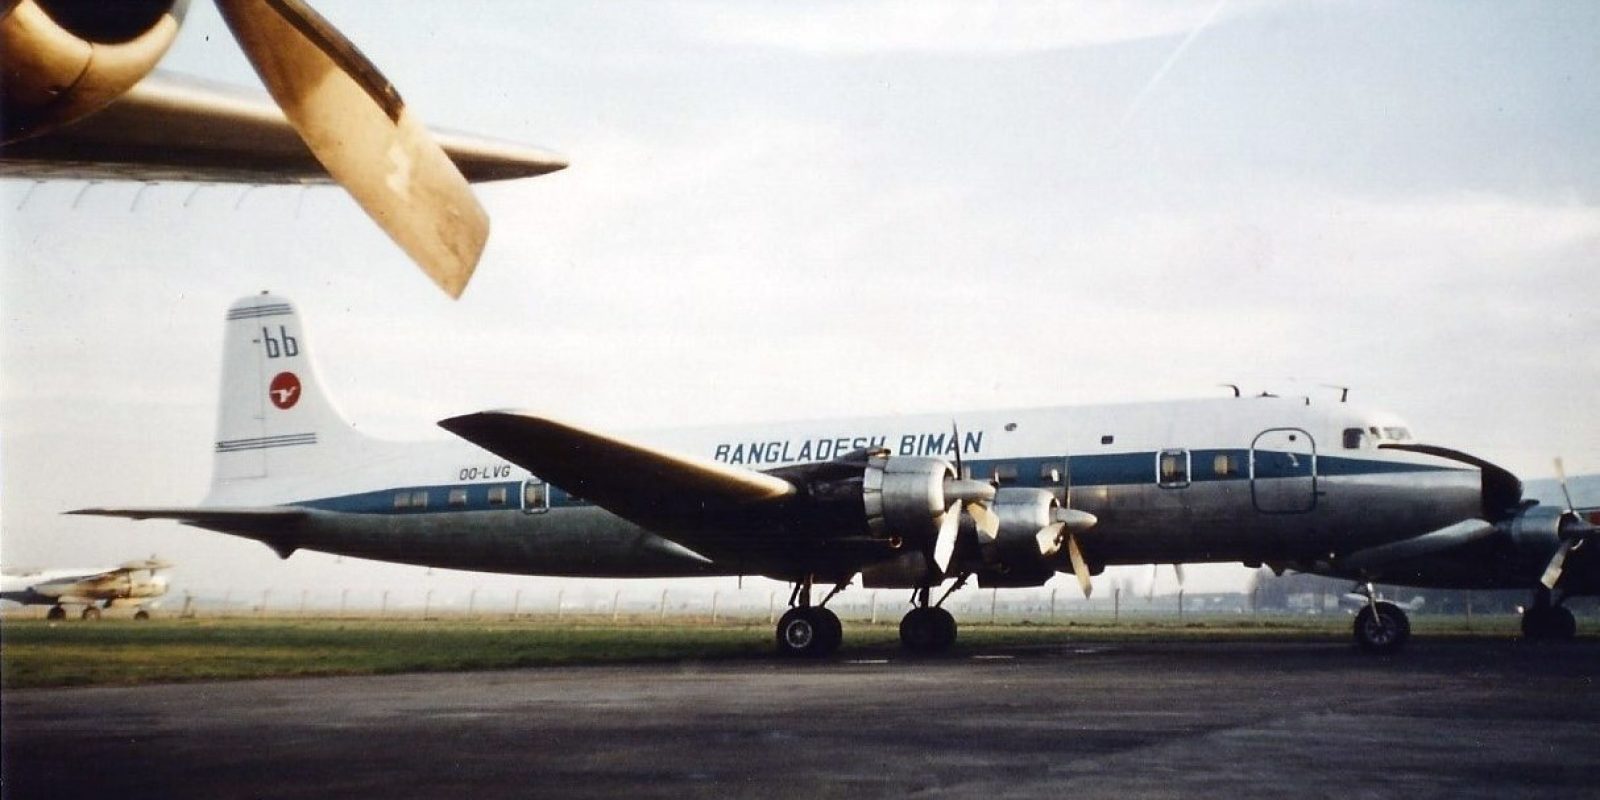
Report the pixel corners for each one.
[966,500,1000,540]
[1036,521,1065,557]
[1555,457,1576,512]
[215,0,489,298]
[934,501,960,574]
[1066,535,1093,598]
[1540,540,1572,590]
[1173,563,1186,587]
[1147,563,1158,600]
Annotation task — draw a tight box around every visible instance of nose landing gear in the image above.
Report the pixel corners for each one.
[1351,583,1410,654]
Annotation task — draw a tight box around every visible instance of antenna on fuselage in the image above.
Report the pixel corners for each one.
[1321,384,1351,403]
[1219,384,1240,398]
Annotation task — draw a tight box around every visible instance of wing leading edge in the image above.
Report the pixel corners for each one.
[0,72,569,184]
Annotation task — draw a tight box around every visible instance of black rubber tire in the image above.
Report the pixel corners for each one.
[899,608,940,653]
[81,606,102,621]
[776,608,829,657]
[46,606,66,621]
[930,607,958,651]
[134,610,151,621]
[1353,601,1409,654]
[815,607,843,655]
[1550,606,1577,639]
[1523,606,1577,640]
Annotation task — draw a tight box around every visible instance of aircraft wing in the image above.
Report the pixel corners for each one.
[0,72,568,185]
[438,411,798,536]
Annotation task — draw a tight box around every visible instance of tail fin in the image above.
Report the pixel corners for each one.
[208,293,372,502]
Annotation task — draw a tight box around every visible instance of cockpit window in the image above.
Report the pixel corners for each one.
[1383,427,1411,441]
[1343,428,1364,449]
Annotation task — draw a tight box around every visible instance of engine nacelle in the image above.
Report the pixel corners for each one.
[975,488,1061,588]
[1503,505,1564,557]
[2,0,185,143]
[861,452,954,544]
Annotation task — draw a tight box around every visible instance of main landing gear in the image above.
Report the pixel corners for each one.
[1351,583,1410,654]
[898,579,964,655]
[773,574,970,657]
[1521,589,1577,641]
[774,577,844,658]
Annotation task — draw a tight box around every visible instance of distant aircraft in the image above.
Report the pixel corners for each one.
[75,295,1598,654]
[1,558,171,620]
[0,0,567,298]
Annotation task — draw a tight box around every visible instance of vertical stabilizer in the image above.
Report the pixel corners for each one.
[209,293,369,501]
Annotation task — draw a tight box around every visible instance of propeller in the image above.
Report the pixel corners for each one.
[1539,457,1595,590]
[1035,507,1100,596]
[929,422,999,575]
[1032,456,1101,596]
[215,0,490,298]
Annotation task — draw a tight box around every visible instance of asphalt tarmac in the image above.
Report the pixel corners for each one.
[4,639,1598,799]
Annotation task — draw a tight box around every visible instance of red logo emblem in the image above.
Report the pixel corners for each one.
[269,372,301,410]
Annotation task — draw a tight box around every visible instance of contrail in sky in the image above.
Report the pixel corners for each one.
[1115,0,1230,134]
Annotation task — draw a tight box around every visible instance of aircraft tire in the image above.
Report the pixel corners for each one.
[933,607,957,651]
[81,606,102,621]
[775,608,833,658]
[815,607,843,654]
[1522,606,1577,640]
[1352,601,1409,654]
[46,606,66,621]
[900,607,957,654]
[134,610,151,621]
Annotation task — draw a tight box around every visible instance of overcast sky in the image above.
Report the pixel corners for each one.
[3,1,1597,607]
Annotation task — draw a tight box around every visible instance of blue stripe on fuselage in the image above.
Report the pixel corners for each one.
[286,451,1463,515]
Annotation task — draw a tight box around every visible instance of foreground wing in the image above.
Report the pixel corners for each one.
[0,71,568,184]
[438,411,796,532]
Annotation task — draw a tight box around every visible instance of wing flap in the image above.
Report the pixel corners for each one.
[438,411,796,533]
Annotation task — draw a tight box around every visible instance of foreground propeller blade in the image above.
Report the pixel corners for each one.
[1555,457,1576,512]
[1540,540,1572,590]
[1035,521,1065,557]
[216,0,489,298]
[1066,535,1093,598]
[934,501,961,574]
[966,500,1000,540]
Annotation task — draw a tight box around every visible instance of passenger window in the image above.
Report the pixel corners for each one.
[1038,464,1062,484]
[1213,454,1236,477]
[411,491,429,508]
[393,493,411,510]
[448,488,468,507]
[1343,428,1364,449]
[487,486,508,506]
[1100,435,1115,445]
[991,463,1019,484]
[1158,449,1190,488]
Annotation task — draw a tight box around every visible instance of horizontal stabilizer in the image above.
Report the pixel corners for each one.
[439,411,796,531]
[68,506,306,527]
[1339,518,1497,572]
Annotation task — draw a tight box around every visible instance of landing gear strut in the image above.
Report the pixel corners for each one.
[1351,583,1409,654]
[899,578,963,654]
[774,576,844,658]
[1521,589,1577,641]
